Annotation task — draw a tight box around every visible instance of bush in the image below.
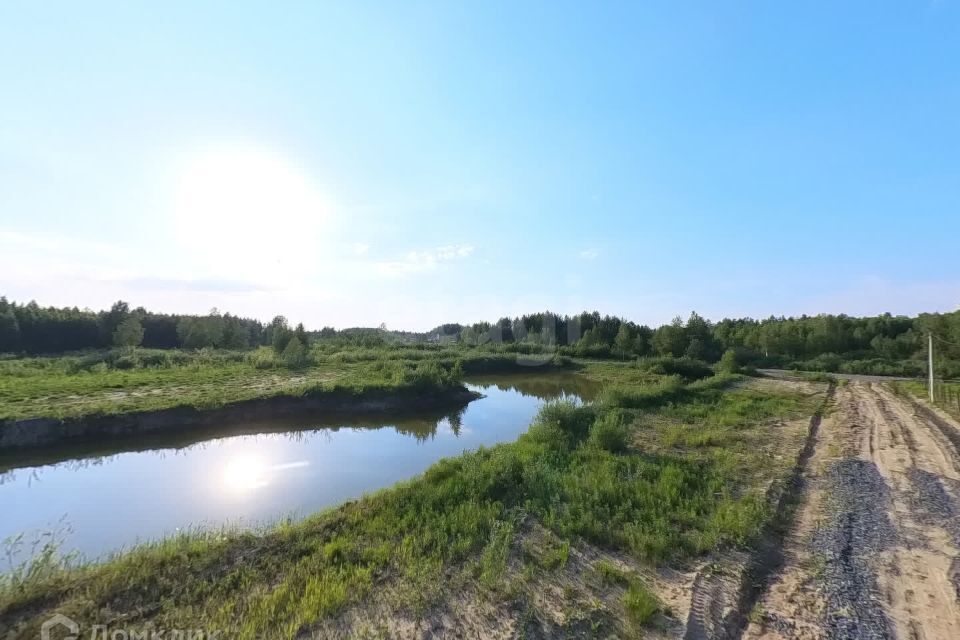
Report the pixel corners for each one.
[281,337,308,369]
[528,401,596,447]
[599,375,686,409]
[635,356,713,381]
[248,348,281,370]
[137,351,172,368]
[588,412,630,453]
[113,354,138,370]
[391,361,462,390]
[716,349,740,374]
[790,353,842,373]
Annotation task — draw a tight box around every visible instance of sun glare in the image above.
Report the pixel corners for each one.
[173,147,327,280]
[222,454,269,492]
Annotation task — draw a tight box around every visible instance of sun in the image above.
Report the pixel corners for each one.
[173,146,327,280]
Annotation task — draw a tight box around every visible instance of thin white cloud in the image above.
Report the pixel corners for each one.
[374,244,475,277]
[578,248,599,261]
[352,242,370,255]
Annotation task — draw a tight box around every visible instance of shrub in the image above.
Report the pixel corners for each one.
[281,337,308,369]
[599,375,686,410]
[790,353,842,373]
[113,354,139,370]
[588,412,630,453]
[390,361,461,390]
[635,356,713,381]
[248,348,281,370]
[528,401,596,447]
[716,349,739,374]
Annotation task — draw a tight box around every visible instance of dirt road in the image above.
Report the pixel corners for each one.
[745,382,960,639]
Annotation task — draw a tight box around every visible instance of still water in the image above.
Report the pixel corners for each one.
[0,374,597,564]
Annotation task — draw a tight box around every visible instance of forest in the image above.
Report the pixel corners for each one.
[2,297,959,377]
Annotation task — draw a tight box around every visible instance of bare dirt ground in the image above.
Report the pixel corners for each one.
[758,369,912,384]
[308,519,695,640]
[745,382,960,640]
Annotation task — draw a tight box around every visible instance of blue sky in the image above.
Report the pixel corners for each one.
[1,1,959,330]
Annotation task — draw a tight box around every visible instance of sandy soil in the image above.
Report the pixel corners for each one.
[746,382,960,640]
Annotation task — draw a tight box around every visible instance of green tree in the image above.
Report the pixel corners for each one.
[269,316,293,353]
[221,315,250,349]
[579,326,605,348]
[177,315,224,349]
[652,317,686,357]
[101,300,131,345]
[294,322,309,348]
[613,324,634,359]
[281,335,307,368]
[0,304,21,352]
[685,337,705,360]
[113,315,144,349]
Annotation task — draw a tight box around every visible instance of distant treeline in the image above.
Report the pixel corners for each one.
[445,309,960,376]
[0,298,311,354]
[2,297,959,376]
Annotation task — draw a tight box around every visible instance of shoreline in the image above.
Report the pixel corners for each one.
[0,385,480,455]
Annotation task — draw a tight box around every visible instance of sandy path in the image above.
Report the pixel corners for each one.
[745,382,960,640]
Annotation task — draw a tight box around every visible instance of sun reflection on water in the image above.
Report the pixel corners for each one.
[221,455,309,493]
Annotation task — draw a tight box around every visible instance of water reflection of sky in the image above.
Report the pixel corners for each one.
[0,376,588,564]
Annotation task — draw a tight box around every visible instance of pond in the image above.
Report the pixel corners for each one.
[0,373,598,565]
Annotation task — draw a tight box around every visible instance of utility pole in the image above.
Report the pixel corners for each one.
[929,333,935,403]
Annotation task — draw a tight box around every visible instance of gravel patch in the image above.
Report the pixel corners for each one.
[814,459,896,640]
[906,468,960,542]
[906,468,960,601]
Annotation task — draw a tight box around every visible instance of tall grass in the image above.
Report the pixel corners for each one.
[0,374,820,638]
[0,345,576,421]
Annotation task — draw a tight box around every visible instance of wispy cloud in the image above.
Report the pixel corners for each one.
[374,244,475,277]
[578,248,599,261]
[0,228,268,299]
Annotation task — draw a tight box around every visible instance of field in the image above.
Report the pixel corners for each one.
[0,358,827,639]
[0,346,570,422]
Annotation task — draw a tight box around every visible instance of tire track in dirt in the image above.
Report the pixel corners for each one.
[855,383,960,640]
[743,382,960,640]
[685,383,834,640]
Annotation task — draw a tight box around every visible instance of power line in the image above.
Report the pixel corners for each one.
[932,333,960,348]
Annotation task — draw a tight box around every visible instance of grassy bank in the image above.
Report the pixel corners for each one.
[0,346,573,422]
[892,379,960,421]
[0,373,824,638]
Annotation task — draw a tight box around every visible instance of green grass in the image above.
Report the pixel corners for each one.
[595,559,631,587]
[0,345,576,421]
[0,372,822,638]
[0,349,454,422]
[624,582,660,627]
[893,379,960,420]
